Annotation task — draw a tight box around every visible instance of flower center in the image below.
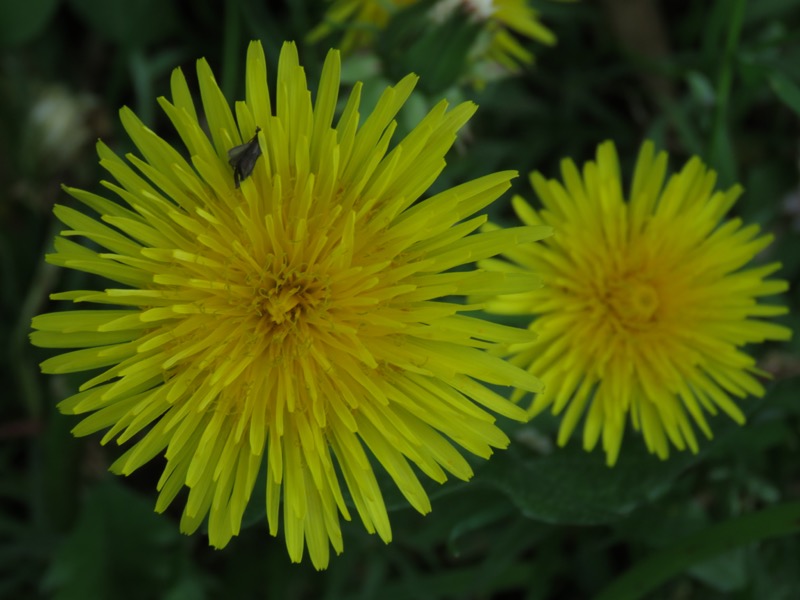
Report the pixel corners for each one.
[604,275,660,330]
[261,283,302,324]
[246,258,329,328]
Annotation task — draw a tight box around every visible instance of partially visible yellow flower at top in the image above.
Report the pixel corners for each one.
[478,141,791,466]
[309,0,557,70]
[30,41,549,569]
[309,0,418,53]
[476,0,557,70]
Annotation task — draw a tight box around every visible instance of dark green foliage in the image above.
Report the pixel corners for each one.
[1,0,798,598]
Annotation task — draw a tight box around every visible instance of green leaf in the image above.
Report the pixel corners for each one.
[66,0,178,48]
[769,72,800,116]
[688,548,748,593]
[594,502,800,600]
[163,577,207,600]
[686,70,716,106]
[475,433,701,525]
[746,0,800,23]
[0,0,60,46]
[379,0,479,94]
[41,479,182,600]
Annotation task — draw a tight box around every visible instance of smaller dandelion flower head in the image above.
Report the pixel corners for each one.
[479,140,792,466]
[31,41,550,569]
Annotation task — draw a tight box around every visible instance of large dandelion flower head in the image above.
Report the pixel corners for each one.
[31,41,549,569]
[480,141,791,466]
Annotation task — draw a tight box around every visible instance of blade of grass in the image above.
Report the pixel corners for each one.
[594,502,800,600]
[11,217,61,419]
[707,0,747,187]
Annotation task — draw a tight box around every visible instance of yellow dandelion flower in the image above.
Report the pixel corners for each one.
[30,41,549,569]
[480,0,557,70]
[309,0,417,54]
[309,0,556,69]
[479,140,792,466]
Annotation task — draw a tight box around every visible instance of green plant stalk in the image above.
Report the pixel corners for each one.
[708,0,746,184]
[594,502,800,600]
[12,217,62,419]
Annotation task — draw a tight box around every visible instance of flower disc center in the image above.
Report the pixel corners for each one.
[605,275,660,329]
[254,267,328,326]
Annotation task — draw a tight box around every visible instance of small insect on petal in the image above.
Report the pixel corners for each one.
[228,127,262,188]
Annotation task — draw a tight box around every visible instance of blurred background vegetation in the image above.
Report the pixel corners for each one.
[1,0,799,598]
